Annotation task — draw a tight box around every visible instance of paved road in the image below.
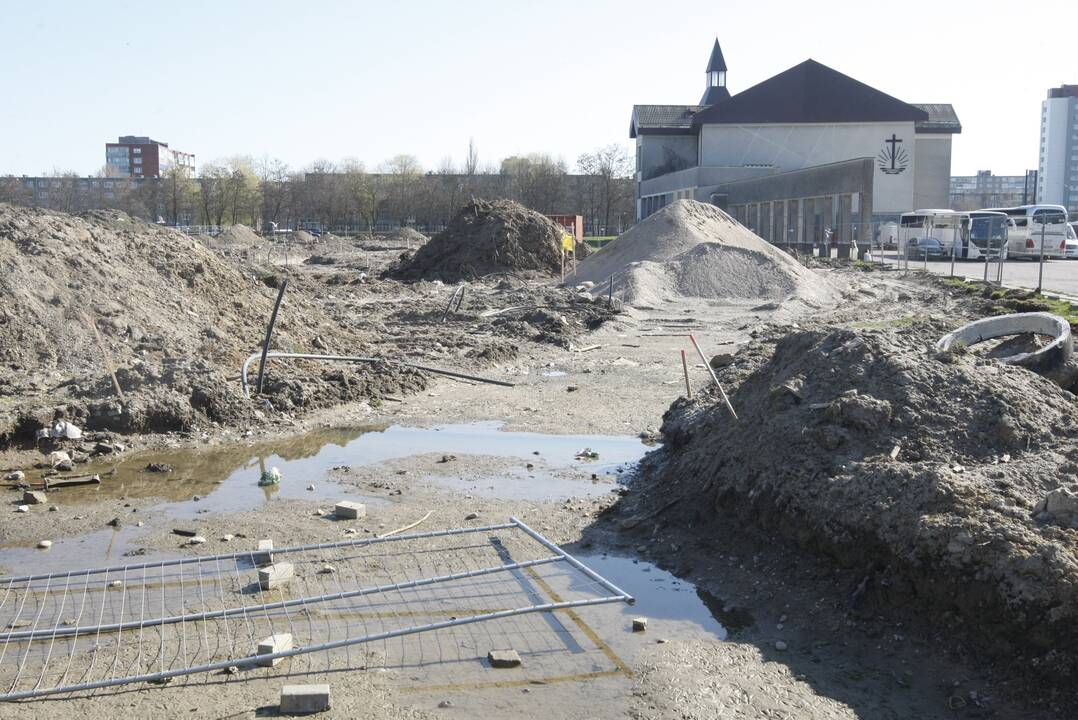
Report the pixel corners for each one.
[868,252,1078,298]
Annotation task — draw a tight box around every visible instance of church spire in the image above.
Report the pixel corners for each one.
[701,38,730,106]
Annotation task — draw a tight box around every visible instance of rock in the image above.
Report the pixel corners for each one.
[23,490,47,505]
[254,539,274,565]
[109,580,122,588]
[144,462,173,473]
[315,509,326,517]
[54,459,74,472]
[224,666,239,675]
[566,385,579,392]
[710,352,736,368]
[256,633,293,666]
[632,617,648,632]
[37,540,52,549]
[334,501,366,519]
[826,392,892,431]
[49,505,59,512]
[107,517,121,527]
[437,454,457,463]
[172,528,199,537]
[280,684,331,715]
[5,471,25,482]
[1037,485,1078,524]
[774,640,788,651]
[438,700,454,708]
[306,484,315,491]
[487,649,522,668]
[188,535,206,545]
[319,565,336,574]
[220,534,233,542]
[465,512,480,520]
[47,450,71,468]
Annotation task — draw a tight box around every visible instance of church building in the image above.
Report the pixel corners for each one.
[630,40,961,229]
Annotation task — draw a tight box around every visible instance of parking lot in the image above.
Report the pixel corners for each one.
[868,251,1078,297]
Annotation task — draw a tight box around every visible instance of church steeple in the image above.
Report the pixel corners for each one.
[701,38,730,106]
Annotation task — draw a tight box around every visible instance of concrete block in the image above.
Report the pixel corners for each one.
[256,633,293,666]
[254,539,274,566]
[23,490,47,505]
[259,562,294,590]
[334,501,366,519]
[487,649,522,668]
[632,617,648,632]
[280,684,331,714]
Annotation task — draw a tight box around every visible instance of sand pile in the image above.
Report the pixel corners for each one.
[0,205,416,438]
[391,199,569,282]
[567,200,832,307]
[215,224,261,244]
[637,319,1078,678]
[386,227,429,246]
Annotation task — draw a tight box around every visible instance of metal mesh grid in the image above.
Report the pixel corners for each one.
[0,518,632,702]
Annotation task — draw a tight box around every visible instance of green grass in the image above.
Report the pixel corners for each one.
[936,276,1078,325]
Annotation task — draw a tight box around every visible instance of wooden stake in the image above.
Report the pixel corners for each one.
[680,349,692,399]
[688,334,738,421]
[86,315,126,404]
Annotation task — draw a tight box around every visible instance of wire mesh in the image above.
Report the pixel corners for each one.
[0,518,631,702]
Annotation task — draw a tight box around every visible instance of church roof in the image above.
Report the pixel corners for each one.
[705,39,727,72]
[692,59,928,126]
[911,103,962,134]
[630,104,704,138]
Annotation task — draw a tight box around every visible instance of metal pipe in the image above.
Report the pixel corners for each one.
[0,555,566,643]
[0,593,629,702]
[256,279,288,395]
[0,522,518,585]
[511,517,635,604]
[241,351,514,397]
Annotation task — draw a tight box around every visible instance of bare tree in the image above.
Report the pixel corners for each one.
[500,153,567,212]
[380,154,423,227]
[256,157,291,228]
[464,138,479,176]
[577,144,634,233]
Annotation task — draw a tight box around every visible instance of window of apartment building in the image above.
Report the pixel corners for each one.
[134,157,142,165]
[133,147,141,155]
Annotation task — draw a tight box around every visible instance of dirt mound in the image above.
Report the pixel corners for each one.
[0,205,407,439]
[638,318,1078,680]
[390,199,569,282]
[567,200,834,307]
[386,227,429,246]
[215,224,261,244]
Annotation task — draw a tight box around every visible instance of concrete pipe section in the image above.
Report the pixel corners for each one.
[936,312,1073,374]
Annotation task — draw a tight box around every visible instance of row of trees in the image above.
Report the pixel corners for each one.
[0,141,636,235]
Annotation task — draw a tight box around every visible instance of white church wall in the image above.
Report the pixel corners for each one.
[913,135,953,210]
[698,122,918,213]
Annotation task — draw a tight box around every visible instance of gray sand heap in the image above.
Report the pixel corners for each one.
[567,199,834,307]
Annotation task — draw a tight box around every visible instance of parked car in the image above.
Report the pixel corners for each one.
[1066,223,1078,259]
[907,237,946,259]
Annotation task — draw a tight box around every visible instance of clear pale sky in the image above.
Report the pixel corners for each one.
[1,0,1074,177]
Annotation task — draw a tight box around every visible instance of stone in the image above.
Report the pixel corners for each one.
[259,562,294,591]
[256,633,293,666]
[49,505,59,512]
[487,649,522,668]
[632,617,648,632]
[37,540,52,549]
[774,640,788,651]
[1037,485,1078,524]
[6,471,25,482]
[319,565,336,574]
[23,490,47,505]
[306,484,315,491]
[47,450,71,468]
[220,534,234,542]
[258,466,282,487]
[709,352,736,368]
[314,509,325,517]
[280,684,331,714]
[465,512,479,520]
[188,535,206,545]
[109,580,122,588]
[334,501,366,520]
[254,539,274,565]
[16,505,29,513]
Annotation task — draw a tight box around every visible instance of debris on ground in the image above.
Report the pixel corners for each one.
[258,466,282,486]
[566,200,836,307]
[487,649,523,668]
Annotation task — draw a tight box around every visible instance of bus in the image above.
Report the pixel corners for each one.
[897,210,1005,260]
[980,205,1069,260]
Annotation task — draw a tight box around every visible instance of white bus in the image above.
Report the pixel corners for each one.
[980,205,1069,260]
[897,210,1005,260]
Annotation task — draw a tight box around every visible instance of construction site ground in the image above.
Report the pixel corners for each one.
[0,224,1072,719]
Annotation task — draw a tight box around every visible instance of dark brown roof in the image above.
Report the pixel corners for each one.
[630,105,704,138]
[911,103,962,134]
[692,60,928,126]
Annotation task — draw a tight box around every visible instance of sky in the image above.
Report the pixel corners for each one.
[1,0,1074,178]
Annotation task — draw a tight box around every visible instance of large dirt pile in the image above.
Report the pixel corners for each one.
[640,319,1078,679]
[391,199,569,282]
[0,205,418,439]
[215,224,261,244]
[567,200,834,307]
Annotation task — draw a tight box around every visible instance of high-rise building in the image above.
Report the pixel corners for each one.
[1037,85,1078,212]
[104,136,195,178]
[950,170,1038,210]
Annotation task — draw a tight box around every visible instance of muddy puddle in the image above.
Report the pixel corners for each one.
[18,422,653,516]
[579,553,751,639]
